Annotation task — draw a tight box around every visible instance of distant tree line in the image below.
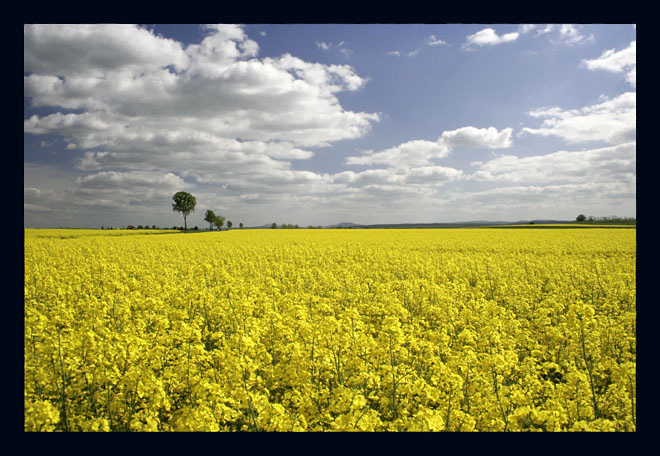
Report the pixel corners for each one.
[101,225,199,230]
[203,209,241,231]
[576,214,636,223]
[272,223,300,229]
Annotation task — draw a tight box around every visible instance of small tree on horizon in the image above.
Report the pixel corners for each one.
[239,222,243,229]
[576,214,587,222]
[172,191,196,232]
[272,222,277,229]
[213,215,225,231]
[227,220,233,229]
[204,209,217,231]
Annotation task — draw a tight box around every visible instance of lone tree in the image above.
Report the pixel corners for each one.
[576,214,587,222]
[239,222,243,229]
[204,209,217,231]
[213,215,225,231]
[271,222,277,229]
[172,191,196,232]
[227,220,233,229]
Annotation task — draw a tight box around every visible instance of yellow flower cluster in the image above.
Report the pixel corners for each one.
[24,228,636,431]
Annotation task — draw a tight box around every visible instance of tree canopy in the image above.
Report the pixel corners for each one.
[204,209,216,230]
[172,192,196,231]
[213,215,225,231]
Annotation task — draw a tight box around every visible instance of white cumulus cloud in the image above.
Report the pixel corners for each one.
[24,24,378,149]
[24,24,190,77]
[533,24,594,46]
[426,35,448,46]
[346,126,513,169]
[462,28,519,50]
[521,92,636,145]
[440,126,513,149]
[346,140,450,168]
[582,41,636,88]
[470,142,636,184]
[556,24,594,45]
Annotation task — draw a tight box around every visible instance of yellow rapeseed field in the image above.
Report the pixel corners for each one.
[24,228,636,431]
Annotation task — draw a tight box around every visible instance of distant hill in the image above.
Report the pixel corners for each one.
[326,220,573,229]
[245,219,633,230]
[246,224,274,229]
[324,222,360,228]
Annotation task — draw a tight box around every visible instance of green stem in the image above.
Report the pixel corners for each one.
[389,335,398,421]
[57,328,69,432]
[580,328,600,419]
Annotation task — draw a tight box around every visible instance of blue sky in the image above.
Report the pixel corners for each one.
[24,24,636,228]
